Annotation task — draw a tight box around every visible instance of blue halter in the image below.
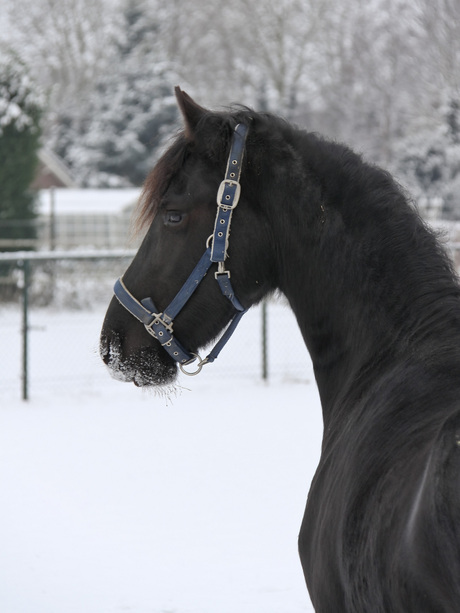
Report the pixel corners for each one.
[113,123,249,375]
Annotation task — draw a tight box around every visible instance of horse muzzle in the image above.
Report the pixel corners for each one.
[100,318,178,388]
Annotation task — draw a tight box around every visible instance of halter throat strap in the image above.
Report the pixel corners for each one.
[113,122,249,375]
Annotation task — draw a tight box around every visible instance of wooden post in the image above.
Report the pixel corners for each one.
[261,299,268,381]
[21,259,30,401]
[50,186,56,250]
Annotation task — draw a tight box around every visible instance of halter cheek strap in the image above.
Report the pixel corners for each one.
[113,123,249,376]
[211,122,247,262]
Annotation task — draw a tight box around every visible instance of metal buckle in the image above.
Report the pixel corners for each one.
[214,260,229,279]
[144,314,173,339]
[216,179,241,210]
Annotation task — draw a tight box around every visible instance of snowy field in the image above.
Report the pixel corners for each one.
[1,301,321,612]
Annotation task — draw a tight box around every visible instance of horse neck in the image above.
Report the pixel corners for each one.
[266,133,460,422]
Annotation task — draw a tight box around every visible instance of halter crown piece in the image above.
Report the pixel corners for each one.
[113,123,249,375]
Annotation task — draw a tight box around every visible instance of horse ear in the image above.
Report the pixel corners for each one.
[175,86,207,140]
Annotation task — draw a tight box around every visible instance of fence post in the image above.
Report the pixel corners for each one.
[49,186,56,251]
[261,299,268,380]
[21,259,30,401]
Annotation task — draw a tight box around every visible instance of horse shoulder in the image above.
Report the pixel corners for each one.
[300,352,460,612]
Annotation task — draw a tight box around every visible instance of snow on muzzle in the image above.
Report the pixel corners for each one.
[100,332,178,387]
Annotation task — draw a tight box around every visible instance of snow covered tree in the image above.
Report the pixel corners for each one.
[0,52,42,247]
[65,0,179,187]
[393,99,460,219]
[2,0,460,204]
[2,0,116,134]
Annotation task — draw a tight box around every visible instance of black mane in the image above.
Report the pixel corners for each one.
[309,132,459,328]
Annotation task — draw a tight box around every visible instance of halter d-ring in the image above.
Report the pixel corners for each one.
[179,353,207,376]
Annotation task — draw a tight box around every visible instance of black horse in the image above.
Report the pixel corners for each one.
[101,88,460,612]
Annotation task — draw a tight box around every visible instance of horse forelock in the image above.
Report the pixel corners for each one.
[133,132,189,236]
[131,110,248,237]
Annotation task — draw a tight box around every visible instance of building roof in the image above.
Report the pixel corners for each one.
[32,149,79,189]
[38,188,143,216]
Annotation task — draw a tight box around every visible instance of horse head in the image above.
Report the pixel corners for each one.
[100,88,275,386]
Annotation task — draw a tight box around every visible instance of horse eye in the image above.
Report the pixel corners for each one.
[164,211,184,226]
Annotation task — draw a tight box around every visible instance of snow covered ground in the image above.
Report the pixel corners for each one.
[0,301,321,612]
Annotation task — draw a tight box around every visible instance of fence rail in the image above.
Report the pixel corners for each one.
[0,249,137,262]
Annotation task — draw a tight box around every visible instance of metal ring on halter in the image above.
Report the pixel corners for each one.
[179,353,208,376]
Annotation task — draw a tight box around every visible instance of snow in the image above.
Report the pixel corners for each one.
[0,302,320,612]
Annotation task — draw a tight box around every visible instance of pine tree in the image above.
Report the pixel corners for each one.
[66,0,179,187]
[0,52,42,248]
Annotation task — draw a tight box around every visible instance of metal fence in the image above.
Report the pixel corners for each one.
[0,251,311,401]
[4,234,459,402]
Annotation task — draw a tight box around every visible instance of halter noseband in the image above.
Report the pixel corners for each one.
[113,123,249,376]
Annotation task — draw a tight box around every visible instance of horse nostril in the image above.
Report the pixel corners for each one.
[99,335,109,362]
[99,332,121,367]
